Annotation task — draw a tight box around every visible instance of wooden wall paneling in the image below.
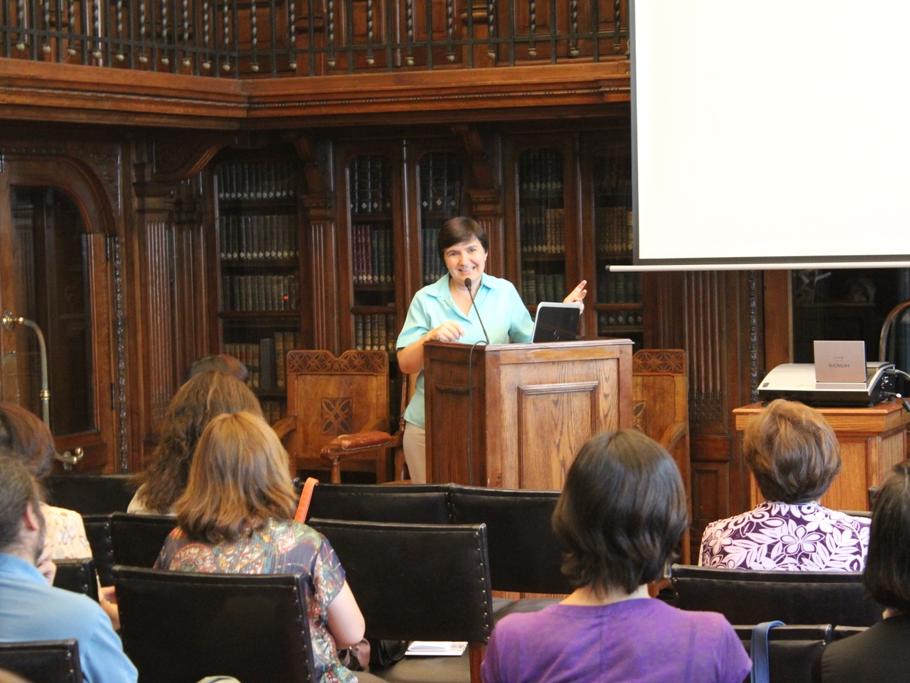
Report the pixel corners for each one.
[456,125,503,277]
[0,154,18,402]
[396,137,413,328]
[762,269,792,370]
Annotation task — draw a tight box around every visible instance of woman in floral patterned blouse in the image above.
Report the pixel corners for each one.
[700,399,870,571]
[156,411,368,682]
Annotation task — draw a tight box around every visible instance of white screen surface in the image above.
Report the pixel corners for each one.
[632,1,910,266]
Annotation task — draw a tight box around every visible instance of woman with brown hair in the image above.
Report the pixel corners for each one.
[700,398,869,571]
[155,411,374,682]
[129,371,263,514]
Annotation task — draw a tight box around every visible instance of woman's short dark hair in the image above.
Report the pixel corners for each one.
[0,455,41,552]
[552,429,688,596]
[744,399,840,503]
[0,402,56,480]
[864,462,910,612]
[437,217,488,260]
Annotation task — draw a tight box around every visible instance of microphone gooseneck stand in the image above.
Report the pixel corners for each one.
[462,277,489,487]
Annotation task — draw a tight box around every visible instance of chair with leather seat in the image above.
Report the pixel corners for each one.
[670,564,882,626]
[306,483,451,523]
[110,512,176,569]
[43,474,135,514]
[309,518,493,683]
[52,558,99,601]
[81,513,114,586]
[273,349,396,483]
[0,639,82,683]
[113,567,316,683]
[448,485,570,622]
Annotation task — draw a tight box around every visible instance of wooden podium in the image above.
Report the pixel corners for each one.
[424,339,634,490]
[734,400,910,511]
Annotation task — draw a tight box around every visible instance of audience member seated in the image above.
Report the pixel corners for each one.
[700,399,869,571]
[187,353,249,382]
[0,456,137,683]
[128,371,262,514]
[482,429,750,683]
[155,411,371,682]
[0,404,90,562]
[820,462,910,682]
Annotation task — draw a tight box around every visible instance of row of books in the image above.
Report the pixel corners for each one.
[593,148,632,200]
[597,272,642,304]
[595,207,633,257]
[352,224,394,285]
[260,400,284,425]
[354,313,398,353]
[224,330,301,392]
[419,151,462,213]
[518,149,564,200]
[421,228,446,284]
[216,160,297,201]
[520,207,566,255]
[219,214,299,261]
[222,274,299,312]
[598,311,643,329]
[350,155,392,215]
[521,271,566,304]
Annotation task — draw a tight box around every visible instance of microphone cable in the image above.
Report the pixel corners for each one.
[463,277,487,486]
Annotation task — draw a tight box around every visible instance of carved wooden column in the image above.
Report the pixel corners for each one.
[647,270,763,558]
[465,0,499,68]
[456,125,504,273]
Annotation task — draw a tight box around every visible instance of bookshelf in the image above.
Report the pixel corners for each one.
[348,154,397,353]
[213,155,302,423]
[516,147,567,306]
[590,134,642,347]
[418,151,463,285]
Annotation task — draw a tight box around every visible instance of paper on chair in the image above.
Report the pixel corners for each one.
[405,641,468,657]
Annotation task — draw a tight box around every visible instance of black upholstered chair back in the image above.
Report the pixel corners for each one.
[52,558,99,600]
[307,483,451,523]
[43,474,134,514]
[0,639,82,683]
[113,566,316,683]
[671,564,882,626]
[110,512,176,569]
[449,485,569,595]
[735,624,831,683]
[310,519,493,643]
[82,513,115,586]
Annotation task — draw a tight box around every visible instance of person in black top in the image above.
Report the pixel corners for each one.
[820,461,910,682]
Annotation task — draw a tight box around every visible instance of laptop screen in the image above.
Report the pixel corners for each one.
[532,303,582,343]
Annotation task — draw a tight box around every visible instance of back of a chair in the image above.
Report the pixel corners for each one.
[285,350,390,460]
[449,485,569,595]
[671,564,882,626]
[0,639,82,683]
[309,519,493,644]
[110,512,176,568]
[735,624,831,683]
[113,567,316,683]
[43,475,134,514]
[82,513,114,586]
[53,558,99,601]
[307,483,451,523]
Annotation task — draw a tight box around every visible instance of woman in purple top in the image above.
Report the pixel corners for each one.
[482,429,750,683]
[700,399,869,571]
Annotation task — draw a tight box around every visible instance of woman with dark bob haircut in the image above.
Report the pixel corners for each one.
[700,399,869,571]
[396,217,587,482]
[482,429,750,683]
[820,462,910,682]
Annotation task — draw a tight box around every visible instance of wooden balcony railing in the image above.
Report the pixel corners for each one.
[0,0,628,78]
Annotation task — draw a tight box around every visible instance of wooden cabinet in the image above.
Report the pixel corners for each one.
[211,151,306,423]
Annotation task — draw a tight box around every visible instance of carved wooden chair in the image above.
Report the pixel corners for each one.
[632,349,691,562]
[273,349,395,483]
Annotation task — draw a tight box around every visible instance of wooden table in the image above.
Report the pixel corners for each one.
[734,400,910,511]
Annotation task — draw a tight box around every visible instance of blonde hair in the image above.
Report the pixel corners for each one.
[744,399,841,503]
[175,411,297,543]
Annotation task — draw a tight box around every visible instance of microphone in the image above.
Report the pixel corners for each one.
[463,278,490,344]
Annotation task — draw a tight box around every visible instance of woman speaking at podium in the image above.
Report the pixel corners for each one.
[396,217,587,483]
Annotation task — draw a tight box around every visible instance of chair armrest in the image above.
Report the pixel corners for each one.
[658,422,688,453]
[321,430,394,456]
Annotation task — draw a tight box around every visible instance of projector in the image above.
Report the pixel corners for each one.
[757,362,896,407]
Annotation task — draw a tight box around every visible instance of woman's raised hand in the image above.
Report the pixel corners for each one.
[563,280,588,305]
[428,320,465,342]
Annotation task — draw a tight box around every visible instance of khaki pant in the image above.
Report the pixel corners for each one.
[402,422,426,483]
